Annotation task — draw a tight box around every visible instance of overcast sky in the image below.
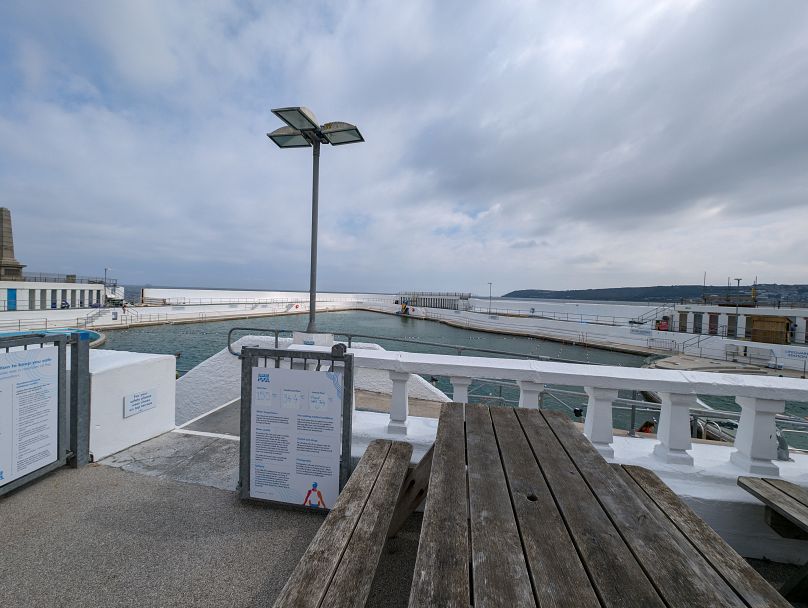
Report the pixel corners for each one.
[1,1,807,295]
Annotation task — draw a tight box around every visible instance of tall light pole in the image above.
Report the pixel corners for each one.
[103,267,111,307]
[267,107,364,333]
[488,282,492,314]
[734,278,742,320]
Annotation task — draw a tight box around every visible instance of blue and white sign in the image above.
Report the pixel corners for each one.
[249,367,343,508]
[0,347,59,488]
[123,389,156,418]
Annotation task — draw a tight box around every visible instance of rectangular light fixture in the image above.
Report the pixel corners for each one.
[321,122,364,145]
[267,127,311,148]
[272,107,319,131]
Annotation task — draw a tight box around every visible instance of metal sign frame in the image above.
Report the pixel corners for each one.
[238,346,354,510]
[0,331,90,497]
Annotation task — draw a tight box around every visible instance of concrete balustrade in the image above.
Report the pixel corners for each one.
[343,348,808,476]
[387,371,410,435]
[653,392,698,465]
[517,380,544,409]
[730,397,786,475]
[450,376,472,404]
[582,387,618,458]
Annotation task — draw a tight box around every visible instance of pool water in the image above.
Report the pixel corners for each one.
[100,310,808,447]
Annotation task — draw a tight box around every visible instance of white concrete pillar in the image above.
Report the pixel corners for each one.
[583,387,618,458]
[653,392,696,465]
[796,317,807,344]
[700,313,711,335]
[517,380,543,409]
[718,313,729,337]
[388,371,410,435]
[450,376,472,404]
[687,312,694,333]
[730,397,785,476]
[737,315,747,339]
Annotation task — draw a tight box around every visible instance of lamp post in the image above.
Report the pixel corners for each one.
[267,107,364,333]
[488,282,492,315]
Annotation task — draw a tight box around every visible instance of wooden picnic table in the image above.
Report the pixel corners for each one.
[409,404,789,608]
[739,475,808,600]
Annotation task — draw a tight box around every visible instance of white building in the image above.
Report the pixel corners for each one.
[0,280,106,311]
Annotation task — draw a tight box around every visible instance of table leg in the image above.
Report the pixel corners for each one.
[387,444,434,539]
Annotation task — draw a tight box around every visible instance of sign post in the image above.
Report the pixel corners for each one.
[238,347,353,510]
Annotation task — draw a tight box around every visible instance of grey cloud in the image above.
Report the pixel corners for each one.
[2,0,808,292]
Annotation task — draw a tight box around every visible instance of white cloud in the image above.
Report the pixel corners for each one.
[1,0,807,295]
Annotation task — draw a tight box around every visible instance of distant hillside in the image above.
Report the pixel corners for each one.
[503,284,808,303]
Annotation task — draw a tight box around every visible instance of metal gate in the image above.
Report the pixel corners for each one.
[0,331,90,497]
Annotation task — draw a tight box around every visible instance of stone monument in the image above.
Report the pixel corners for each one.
[0,207,25,280]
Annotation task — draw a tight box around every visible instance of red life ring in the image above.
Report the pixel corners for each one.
[295,304,299,309]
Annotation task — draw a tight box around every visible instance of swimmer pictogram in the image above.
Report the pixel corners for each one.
[303,482,327,509]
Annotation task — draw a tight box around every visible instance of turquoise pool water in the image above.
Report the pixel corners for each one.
[99,310,808,447]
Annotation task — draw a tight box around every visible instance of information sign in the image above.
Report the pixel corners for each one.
[123,389,156,418]
[248,366,344,508]
[0,347,59,487]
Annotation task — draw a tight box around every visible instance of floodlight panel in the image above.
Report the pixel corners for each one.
[267,127,311,148]
[272,106,318,131]
[321,121,364,145]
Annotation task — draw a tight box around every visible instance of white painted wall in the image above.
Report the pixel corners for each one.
[142,287,395,306]
[84,350,176,460]
[0,281,105,312]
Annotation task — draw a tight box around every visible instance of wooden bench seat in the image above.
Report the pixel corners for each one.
[615,464,791,607]
[738,475,808,600]
[273,439,413,608]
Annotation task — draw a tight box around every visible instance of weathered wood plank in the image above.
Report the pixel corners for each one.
[322,440,413,608]
[490,406,600,608]
[542,411,747,608]
[619,464,792,608]
[739,476,808,531]
[387,444,433,539]
[408,404,470,608]
[515,409,664,608]
[766,478,808,513]
[766,507,808,540]
[465,405,535,608]
[273,439,391,608]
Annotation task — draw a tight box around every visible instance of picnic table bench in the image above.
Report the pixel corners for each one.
[273,438,412,608]
[739,475,808,600]
[409,403,789,607]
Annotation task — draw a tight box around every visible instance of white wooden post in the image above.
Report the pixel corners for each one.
[388,371,410,435]
[450,376,472,404]
[583,387,618,458]
[653,392,696,465]
[730,397,785,475]
[517,380,543,409]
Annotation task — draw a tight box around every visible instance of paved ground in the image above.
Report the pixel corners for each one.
[0,465,421,608]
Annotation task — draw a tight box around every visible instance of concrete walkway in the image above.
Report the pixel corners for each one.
[0,465,421,608]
